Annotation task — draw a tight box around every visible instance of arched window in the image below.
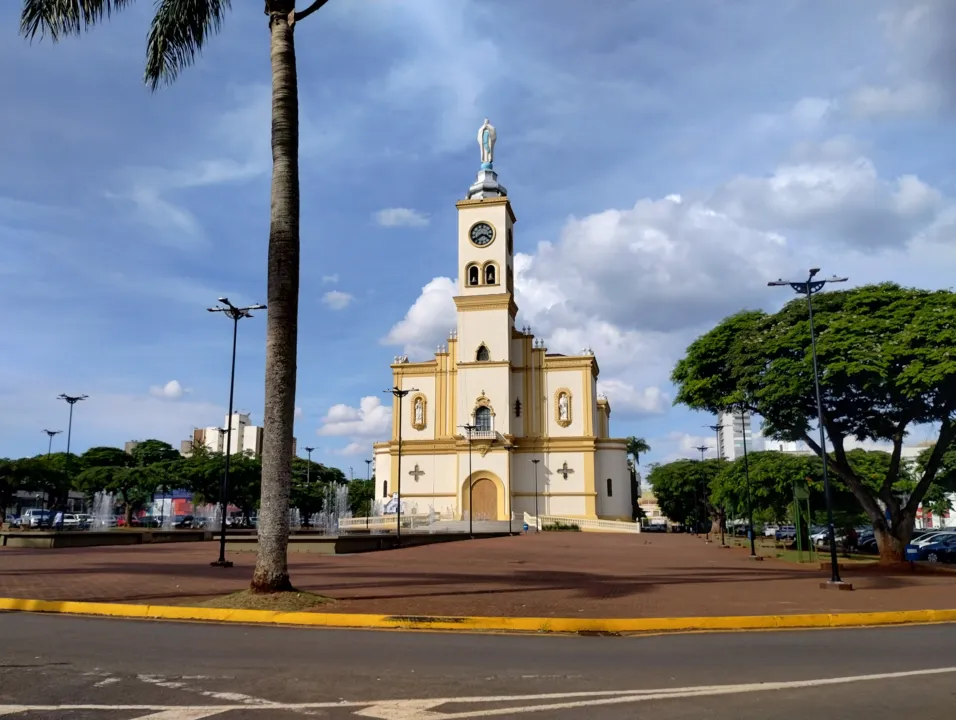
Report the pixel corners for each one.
[485,263,497,285]
[476,344,490,361]
[606,478,613,497]
[467,265,480,286]
[383,480,388,497]
[475,406,492,432]
[514,398,522,417]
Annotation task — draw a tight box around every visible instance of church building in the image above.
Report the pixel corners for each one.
[372,120,632,522]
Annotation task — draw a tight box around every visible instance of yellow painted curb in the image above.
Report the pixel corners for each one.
[2,597,956,634]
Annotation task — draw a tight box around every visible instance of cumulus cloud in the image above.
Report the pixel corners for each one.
[374,207,430,228]
[318,396,392,439]
[322,274,339,284]
[149,380,185,400]
[379,146,953,422]
[849,0,956,117]
[321,290,354,310]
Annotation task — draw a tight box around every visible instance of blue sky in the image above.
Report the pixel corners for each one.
[1,0,954,469]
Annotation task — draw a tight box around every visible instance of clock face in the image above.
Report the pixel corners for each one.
[469,222,495,247]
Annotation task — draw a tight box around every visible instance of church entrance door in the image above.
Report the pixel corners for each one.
[471,478,497,521]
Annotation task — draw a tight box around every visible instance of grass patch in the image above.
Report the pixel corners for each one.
[772,548,874,565]
[196,590,332,612]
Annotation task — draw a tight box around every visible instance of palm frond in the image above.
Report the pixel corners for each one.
[145,0,231,91]
[20,0,135,41]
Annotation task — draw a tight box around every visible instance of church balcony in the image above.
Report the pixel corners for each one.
[464,429,497,441]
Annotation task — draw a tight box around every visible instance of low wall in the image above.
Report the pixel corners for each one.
[226,531,517,555]
[0,530,210,549]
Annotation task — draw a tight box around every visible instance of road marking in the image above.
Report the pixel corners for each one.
[134,712,229,720]
[0,666,952,718]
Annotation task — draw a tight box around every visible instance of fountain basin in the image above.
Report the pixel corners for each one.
[0,529,211,549]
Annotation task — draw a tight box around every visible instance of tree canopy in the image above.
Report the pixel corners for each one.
[671,283,956,559]
[646,459,720,532]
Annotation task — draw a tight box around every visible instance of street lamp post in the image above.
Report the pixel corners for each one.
[384,385,418,544]
[693,444,709,537]
[42,429,62,456]
[57,394,87,527]
[459,424,477,538]
[706,423,726,546]
[364,458,372,529]
[769,268,849,588]
[42,429,62,511]
[731,407,758,558]
[531,458,540,531]
[208,297,266,568]
[304,446,315,528]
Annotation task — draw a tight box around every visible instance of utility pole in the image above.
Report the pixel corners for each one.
[364,458,372,529]
[207,297,266,568]
[43,429,62,456]
[769,268,850,589]
[531,458,540,531]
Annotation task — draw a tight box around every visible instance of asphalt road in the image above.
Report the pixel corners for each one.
[0,614,954,718]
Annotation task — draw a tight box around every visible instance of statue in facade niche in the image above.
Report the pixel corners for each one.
[558,393,569,422]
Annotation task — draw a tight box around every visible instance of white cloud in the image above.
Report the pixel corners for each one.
[850,82,940,117]
[382,277,457,357]
[0,379,223,450]
[149,380,185,400]
[381,145,954,422]
[597,380,667,415]
[322,274,339,284]
[294,406,303,420]
[318,396,392,439]
[374,207,430,228]
[321,290,354,310]
[338,442,369,457]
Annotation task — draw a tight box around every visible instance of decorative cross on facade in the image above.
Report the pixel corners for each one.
[409,464,425,482]
[558,462,574,480]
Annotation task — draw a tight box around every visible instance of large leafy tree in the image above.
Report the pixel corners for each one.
[16,453,72,511]
[646,459,720,532]
[20,0,334,591]
[672,283,956,561]
[0,459,21,524]
[75,446,147,525]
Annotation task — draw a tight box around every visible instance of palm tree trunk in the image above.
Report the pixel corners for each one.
[251,7,300,593]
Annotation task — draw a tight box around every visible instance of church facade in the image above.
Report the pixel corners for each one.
[372,122,631,522]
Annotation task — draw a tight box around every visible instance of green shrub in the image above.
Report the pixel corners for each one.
[542,521,581,532]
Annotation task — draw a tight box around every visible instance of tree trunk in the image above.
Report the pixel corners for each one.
[124,494,134,527]
[251,8,300,594]
[874,525,906,563]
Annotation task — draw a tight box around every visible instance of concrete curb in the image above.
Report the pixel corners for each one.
[3,597,956,634]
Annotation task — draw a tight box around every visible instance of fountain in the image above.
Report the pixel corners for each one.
[90,491,116,530]
[317,485,352,535]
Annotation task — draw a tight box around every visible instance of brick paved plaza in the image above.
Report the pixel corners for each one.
[1,533,953,618]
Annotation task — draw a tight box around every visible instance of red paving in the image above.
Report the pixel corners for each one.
[1,533,954,618]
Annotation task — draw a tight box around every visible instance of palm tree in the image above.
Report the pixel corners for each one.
[626,436,650,467]
[20,0,333,592]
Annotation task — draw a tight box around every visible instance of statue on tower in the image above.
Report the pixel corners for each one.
[477,118,496,169]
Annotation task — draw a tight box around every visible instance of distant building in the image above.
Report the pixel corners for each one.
[181,412,296,459]
[124,441,140,454]
[716,410,762,460]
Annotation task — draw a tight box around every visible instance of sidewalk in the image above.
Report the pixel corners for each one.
[1,533,953,618]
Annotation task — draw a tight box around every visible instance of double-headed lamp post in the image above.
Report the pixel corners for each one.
[208,297,266,568]
[769,268,848,588]
[384,385,418,543]
[43,429,62,456]
[459,424,477,538]
[693,444,709,536]
[531,458,541,530]
[58,394,87,523]
[706,424,726,546]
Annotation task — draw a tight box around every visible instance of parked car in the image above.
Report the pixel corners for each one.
[21,509,52,529]
[59,513,83,529]
[916,535,956,563]
[912,531,956,548]
[775,526,797,541]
